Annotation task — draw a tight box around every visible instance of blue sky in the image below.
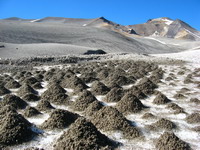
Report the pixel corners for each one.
[0,0,199,30]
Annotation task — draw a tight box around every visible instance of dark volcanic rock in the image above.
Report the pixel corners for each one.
[2,94,27,109]
[153,92,171,104]
[83,49,107,55]
[24,106,41,117]
[41,109,79,130]
[155,132,191,150]
[0,106,35,148]
[116,93,145,114]
[54,117,116,150]
[186,113,200,124]
[91,106,141,139]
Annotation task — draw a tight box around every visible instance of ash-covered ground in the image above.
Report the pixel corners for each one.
[0,52,200,150]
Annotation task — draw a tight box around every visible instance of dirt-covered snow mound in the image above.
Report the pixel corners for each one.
[155,132,191,150]
[85,100,104,117]
[24,106,41,117]
[116,93,145,114]
[0,85,10,96]
[186,113,200,124]
[5,80,21,89]
[0,106,35,148]
[72,90,97,111]
[91,106,141,139]
[41,82,70,105]
[137,77,158,95]
[147,118,176,131]
[153,92,171,104]
[104,87,124,102]
[1,94,27,109]
[54,117,117,150]
[36,100,55,112]
[91,81,110,95]
[17,83,37,97]
[22,93,40,102]
[41,109,79,130]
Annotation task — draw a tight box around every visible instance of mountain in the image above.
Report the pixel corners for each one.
[0,16,199,59]
[127,17,200,41]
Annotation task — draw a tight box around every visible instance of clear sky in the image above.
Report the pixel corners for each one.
[0,0,199,30]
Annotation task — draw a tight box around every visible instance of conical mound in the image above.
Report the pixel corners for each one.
[41,82,70,105]
[0,85,10,96]
[2,94,27,109]
[155,132,191,150]
[137,77,158,95]
[5,80,21,89]
[24,106,41,117]
[54,117,117,150]
[147,118,176,131]
[104,87,124,102]
[17,83,37,97]
[0,106,35,148]
[72,90,97,111]
[91,106,141,139]
[22,93,40,102]
[126,86,147,99]
[153,92,171,104]
[85,100,104,117]
[116,93,145,114]
[91,81,110,95]
[41,109,79,130]
[36,100,55,112]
